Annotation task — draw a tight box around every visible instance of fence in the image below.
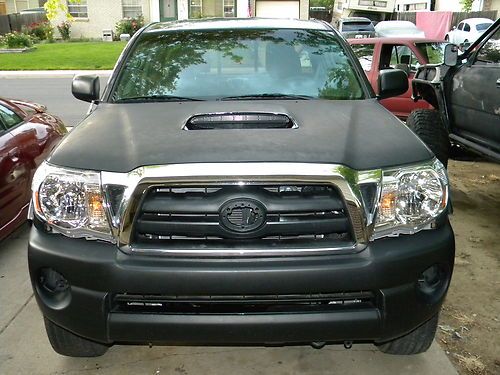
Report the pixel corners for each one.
[0,15,9,35]
[310,9,333,22]
[393,10,498,27]
[451,11,498,26]
[0,12,47,35]
[392,11,416,23]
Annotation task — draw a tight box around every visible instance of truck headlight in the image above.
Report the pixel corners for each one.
[373,159,448,238]
[31,162,113,242]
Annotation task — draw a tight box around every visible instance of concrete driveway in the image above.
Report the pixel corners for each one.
[0,73,458,375]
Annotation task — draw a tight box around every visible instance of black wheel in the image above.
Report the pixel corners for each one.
[376,314,438,355]
[44,317,109,357]
[406,109,450,167]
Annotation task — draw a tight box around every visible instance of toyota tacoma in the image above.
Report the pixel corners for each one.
[28,18,454,357]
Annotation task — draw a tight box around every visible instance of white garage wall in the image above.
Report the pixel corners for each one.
[256,0,300,19]
[237,0,250,17]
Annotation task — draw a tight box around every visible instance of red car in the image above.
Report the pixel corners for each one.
[0,98,67,241]
[349,38,448,119]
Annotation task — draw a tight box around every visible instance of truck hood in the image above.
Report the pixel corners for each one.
[49,99,433,173]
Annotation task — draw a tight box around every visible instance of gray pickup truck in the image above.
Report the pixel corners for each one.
[28,18,454,357]
[409,18,500,164]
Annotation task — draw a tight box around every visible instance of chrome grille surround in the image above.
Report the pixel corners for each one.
[101,163,382,256]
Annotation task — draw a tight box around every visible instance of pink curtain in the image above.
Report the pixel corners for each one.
[416,11,453,40]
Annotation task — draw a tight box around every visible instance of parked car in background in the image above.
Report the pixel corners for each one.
[0,98,66,242]
[411,18,500,165]
[337,17,376,38]
[445,18,494,46]
[375,21,425,38]
[349,37,448,119]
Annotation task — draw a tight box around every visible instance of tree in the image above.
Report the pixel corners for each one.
[460,0,474,12]
[43,0,79,21]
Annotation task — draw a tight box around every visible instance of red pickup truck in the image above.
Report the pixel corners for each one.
[349,37,448,120]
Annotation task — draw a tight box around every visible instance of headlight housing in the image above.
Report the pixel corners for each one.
[31,162,113,242]
[373,159,448,239]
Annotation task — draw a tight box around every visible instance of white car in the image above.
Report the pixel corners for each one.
[375,21,425,38]
[445,18,493,46]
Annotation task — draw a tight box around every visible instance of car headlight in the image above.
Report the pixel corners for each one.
[373,159,448,239]
[31,162,113,242]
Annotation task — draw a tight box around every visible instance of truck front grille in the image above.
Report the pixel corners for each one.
[112,292,376,314]
[130,184,354,252]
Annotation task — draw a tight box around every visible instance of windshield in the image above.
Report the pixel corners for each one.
[415,42,448,64]
[342,22,375,32]
[111,29,365,102]
[476,23,492,31]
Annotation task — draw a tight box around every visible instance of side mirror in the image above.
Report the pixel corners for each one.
[452,26,457,30]
[72,75,100,102]
[378,69,408,100]
[460,41,471,51]
[444,43,459,66]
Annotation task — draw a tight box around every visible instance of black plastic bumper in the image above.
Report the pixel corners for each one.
[28,222,455,346]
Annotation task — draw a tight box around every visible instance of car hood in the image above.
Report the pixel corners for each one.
[49,99,433,173]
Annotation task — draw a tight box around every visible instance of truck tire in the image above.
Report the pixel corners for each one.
[376,314,438,355]
[406,109,450,167]
[44,317,109,357]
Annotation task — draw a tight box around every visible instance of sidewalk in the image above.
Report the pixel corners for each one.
[0,70,113,78]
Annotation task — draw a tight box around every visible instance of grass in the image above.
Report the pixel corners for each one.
[0,41,127,70]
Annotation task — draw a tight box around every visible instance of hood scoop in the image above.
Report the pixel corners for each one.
[184,112,297,130]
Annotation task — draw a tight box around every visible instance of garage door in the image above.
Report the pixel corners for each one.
[255,1,300,19]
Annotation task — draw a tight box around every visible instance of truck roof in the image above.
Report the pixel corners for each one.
[144,18,332,33]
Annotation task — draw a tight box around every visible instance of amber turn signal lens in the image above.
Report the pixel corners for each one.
[380,192,395,216]
[88,192,106,219]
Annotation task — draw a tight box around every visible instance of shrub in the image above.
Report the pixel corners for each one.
[25,21,54,42]
[57,21,71,41]
[0,32,33,49]
[115,15,144,37]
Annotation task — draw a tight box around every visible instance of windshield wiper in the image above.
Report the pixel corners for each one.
[115,95,204,103]
[220,93,315,101]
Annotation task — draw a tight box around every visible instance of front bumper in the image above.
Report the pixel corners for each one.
[28,222,455,346]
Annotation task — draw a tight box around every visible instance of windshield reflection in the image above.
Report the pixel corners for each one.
[112,29,365,101]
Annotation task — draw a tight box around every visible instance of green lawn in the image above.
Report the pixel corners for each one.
[0,41,127,70]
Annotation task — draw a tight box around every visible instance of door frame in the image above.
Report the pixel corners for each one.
[160,0,177,21]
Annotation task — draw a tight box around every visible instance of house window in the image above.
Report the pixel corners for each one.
[67,0,88,18]
[358,0,387,7]
[15,0,29,12]
[188,0,236,18]
[223,0,235,17]
[189,0,202,18]
[122,0,142,18]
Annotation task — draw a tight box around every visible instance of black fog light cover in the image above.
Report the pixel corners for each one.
[37,268,71,309]
[416,264,450,304]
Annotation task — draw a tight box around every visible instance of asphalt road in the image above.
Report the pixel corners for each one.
[0,75,110,127]
[0,74,459,375]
